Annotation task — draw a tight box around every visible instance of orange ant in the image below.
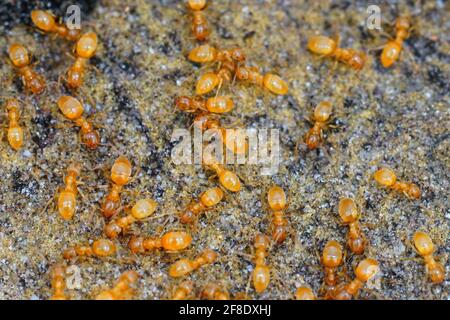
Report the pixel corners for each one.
[338,198,366,255]
[252,233,271,293]
[31,10,81,41]
[307,35,366,70]
[195,112,248,155]
[413,231,445,284]
[295,287,316,300]
[188,44,246,64]
[95,271,139,300]
[128,231,193,253]
[381,17,411,68]
[267,185,288,244]
[50,264,68,300]
[201,283,230,300]
[187,0,210,41]
[374,168,421,199]
[168,249,218,278]
[57,95,100,149]
[67,32,98,89]
[101,156,132,218]
[63,238,116,260]
[105,199,157,238]
[235,65,288,95]
[303,101,333,150]
[196,60,236,95]
[8,44,45,94]
[57,162,82,220]
[4,98,24,150]
[175,95,234,114]
[202,151,241,192]
[171,281,194,300]
[321,240,343,299]
[179,187,224,224]
[332,258,379,300]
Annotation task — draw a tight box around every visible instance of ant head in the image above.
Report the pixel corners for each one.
[193,112,211,131]
[5,98,20,111]
[231,48,246,62]
[348,51,366,71]
[67,162,82,176]
[235,66,250,80]
[175,96,193,111]
[254,234,270,249]
[396,17,411,31]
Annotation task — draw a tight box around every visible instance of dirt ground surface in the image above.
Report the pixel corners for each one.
[0,0,448,300]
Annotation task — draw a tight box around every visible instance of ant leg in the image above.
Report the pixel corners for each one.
[333,33,341,47]
[41,187,60,215]
[380,31,394,40]
[79,88,96,113]
[56,74,66,89]
[215,61,222,72]
[324,60,338,85]
[311,54,326,62]
[294,138,307,158]
[231,65,238,87]
[368,45,385,53]
[89,111,107,129]
[78,187,86,200]
[207,172,218,182]
[65,51,76,61]
[304,115,314,124]
[214,79,224,98]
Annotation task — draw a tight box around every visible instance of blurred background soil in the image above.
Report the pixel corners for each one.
[0,0,448,300]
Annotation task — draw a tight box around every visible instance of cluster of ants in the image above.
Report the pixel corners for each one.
[173,1,445,300]
[1,2,446,300]
[3,10,129,299]
[5,10,99,151]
